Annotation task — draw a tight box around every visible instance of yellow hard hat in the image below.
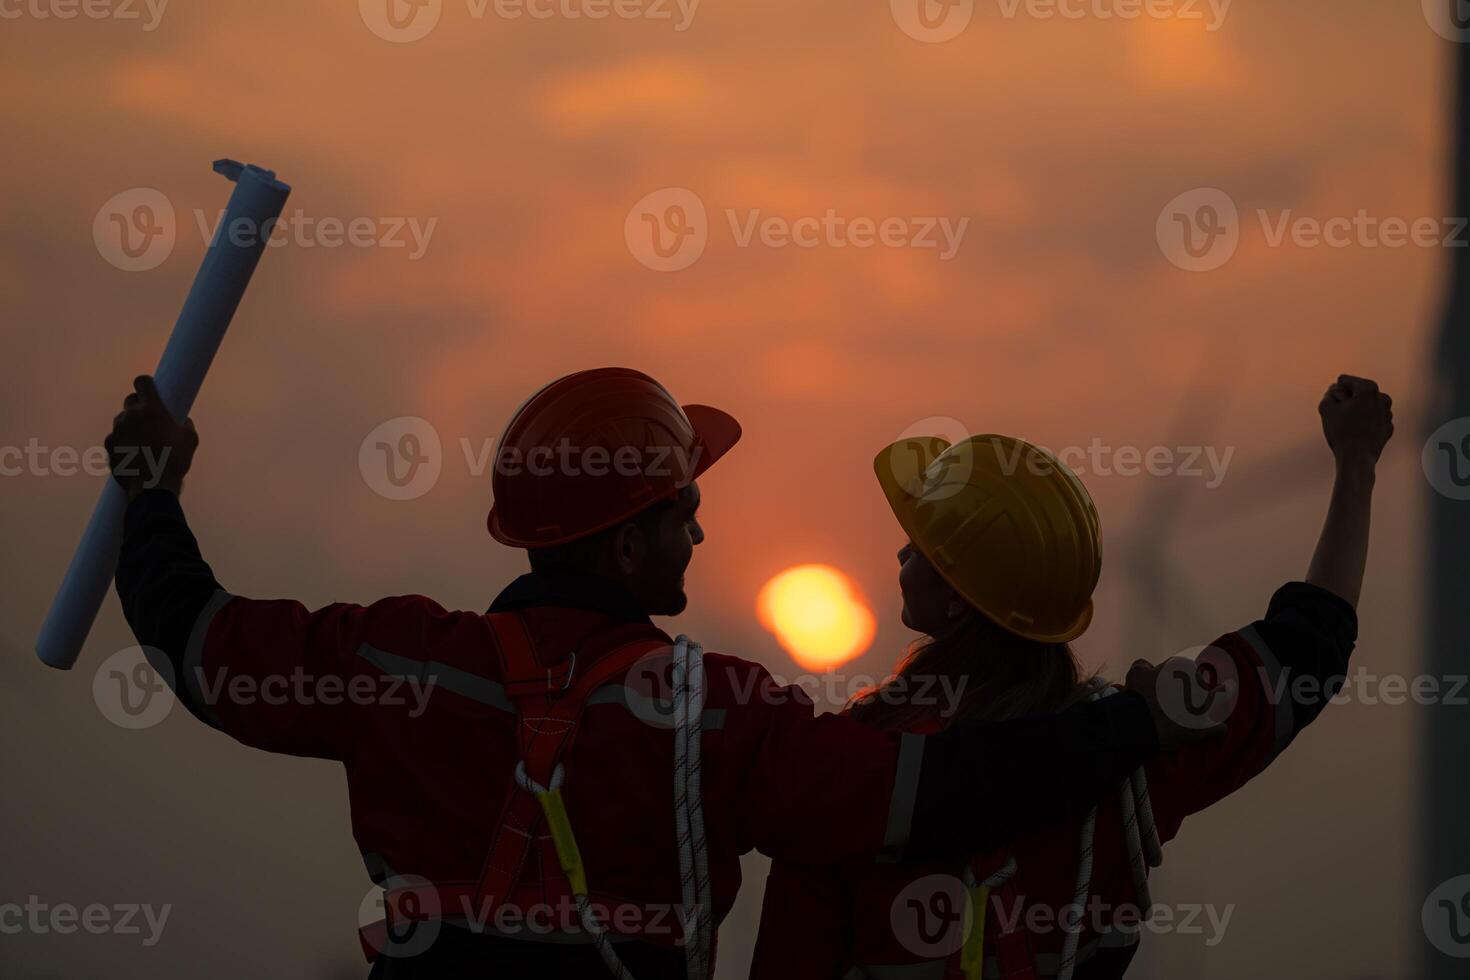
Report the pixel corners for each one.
[874,434,1101,643]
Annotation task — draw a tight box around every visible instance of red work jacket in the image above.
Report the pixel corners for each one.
[751,624,1304,980]
[177,583,917,963]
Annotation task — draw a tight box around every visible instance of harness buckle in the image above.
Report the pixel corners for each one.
[502,650,577,698]
[548,650,576,692]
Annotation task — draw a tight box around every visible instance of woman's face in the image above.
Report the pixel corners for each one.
[897,541,965,635]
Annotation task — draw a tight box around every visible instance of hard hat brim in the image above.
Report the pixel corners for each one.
[683,403,743,481]
[488,402,742,548]
[872,437,1095,644]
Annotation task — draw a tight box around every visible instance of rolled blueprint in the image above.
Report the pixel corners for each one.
[36,160,291,669]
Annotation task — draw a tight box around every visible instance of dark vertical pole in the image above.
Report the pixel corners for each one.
[1420,9,1470,979]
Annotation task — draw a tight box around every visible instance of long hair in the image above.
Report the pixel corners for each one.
[848,611,1094,731]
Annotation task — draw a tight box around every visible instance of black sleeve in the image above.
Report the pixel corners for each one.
[902,690,1158,862]
[1250,580,1358,738]
[114,488,223,681]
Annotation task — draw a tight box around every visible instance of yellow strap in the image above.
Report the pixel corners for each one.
[960,884,990,980]
[535,788,589,897]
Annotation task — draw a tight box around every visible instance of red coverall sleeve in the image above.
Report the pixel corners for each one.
[749,860,852,980]
[1145,581,1357,839]
[181,592,450,761]
[718,659,921,865]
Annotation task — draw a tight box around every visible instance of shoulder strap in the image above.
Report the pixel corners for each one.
[475,612,668,913]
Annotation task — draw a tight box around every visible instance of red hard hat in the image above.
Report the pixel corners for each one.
[487,368,742,548]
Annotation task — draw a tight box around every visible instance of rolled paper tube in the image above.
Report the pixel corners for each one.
[35,160,291,669]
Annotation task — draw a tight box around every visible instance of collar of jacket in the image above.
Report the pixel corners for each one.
[488,568,655,626]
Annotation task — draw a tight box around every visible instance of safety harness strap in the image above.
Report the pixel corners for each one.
[358,617,688,974]
[948,857,1039,980]
[475,613,667,914]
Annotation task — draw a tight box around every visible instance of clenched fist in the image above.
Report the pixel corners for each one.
[105,375,198,500]
[1319,375,1394,469]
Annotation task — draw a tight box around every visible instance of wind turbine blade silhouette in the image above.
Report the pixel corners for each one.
[1184,395,1425,525]
[1119,360,1426,656]
[1119,346,1236,654]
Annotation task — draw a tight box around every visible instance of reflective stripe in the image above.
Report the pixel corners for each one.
[178,589,235,731]
[356,643,516,712]
[879,733,925,862]
[352,646,727,729]
[1237,624,1295,757]
[585,683,727,731]
[438,901,730,944]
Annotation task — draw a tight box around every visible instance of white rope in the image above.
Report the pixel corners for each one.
[564,637,708,980]
[685,640,712,977]
[515,638,710,980]
[1057,804,1098,980]
[1131,766,1163,869]
[1055,683,1163,980]
[672,634,711,980]
[579,894,637,980]
[961,855,1017,889]
[513,759,563,793]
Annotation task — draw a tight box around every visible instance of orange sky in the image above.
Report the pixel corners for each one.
[0,2,1455,978]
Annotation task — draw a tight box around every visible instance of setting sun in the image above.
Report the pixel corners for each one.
[756,564,876,671]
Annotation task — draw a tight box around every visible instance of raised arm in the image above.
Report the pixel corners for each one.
[1306,374,1394,607]
[107,374,423,760]
[107,375,216,671]
[1132,374,1392,831]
